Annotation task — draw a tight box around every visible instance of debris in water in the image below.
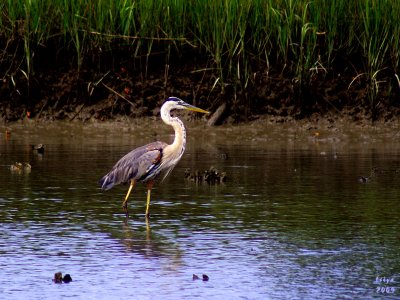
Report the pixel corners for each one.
[31,144,45,154]
[193,274,209,281]
[63,274,72,283]
[185,167,226,184]
[5,129,11,140]
[10,162,23,172]
[53,272,63,283]
[10,162,31,173]
[358,166,387,183]
[53,272,72,283]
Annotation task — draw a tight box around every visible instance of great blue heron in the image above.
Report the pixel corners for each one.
[99,97,209,219]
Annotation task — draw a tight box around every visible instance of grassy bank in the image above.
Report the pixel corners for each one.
[1,0,400,118]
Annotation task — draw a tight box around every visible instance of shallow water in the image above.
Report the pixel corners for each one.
[1,122,400,299]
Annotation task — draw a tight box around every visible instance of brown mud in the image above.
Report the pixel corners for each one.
[1,47,400,126]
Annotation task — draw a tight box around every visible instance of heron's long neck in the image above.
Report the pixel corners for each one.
[169,116,186,153]
[161,110,186,164]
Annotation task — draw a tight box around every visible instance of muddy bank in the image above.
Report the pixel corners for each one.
[1,48,400,125]
[3,111,400,147]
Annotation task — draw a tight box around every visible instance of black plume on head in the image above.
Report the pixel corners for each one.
[165,97,188,107]
[167,97,182,102]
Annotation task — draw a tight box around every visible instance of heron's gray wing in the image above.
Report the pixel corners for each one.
[99,141,167,190]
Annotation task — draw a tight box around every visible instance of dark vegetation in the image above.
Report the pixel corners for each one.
[1,1,400,123]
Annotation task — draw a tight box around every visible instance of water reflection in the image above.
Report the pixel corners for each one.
[1,123,400,299]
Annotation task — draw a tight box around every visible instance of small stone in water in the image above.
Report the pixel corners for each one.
[53,272,63,283]
[63,274,72,283]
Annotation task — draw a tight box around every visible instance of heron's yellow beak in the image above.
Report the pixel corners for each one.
[184,104,210,114]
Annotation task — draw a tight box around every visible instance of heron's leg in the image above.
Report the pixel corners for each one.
[122,179,135,217]
[145,181,154,219]
[146,217,151,235]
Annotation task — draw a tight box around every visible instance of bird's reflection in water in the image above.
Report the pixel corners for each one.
[122,216,151,240]
[119,217,183,273]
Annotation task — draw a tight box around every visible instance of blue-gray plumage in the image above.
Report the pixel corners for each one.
[99,141,167,190]
[99,97,209,219]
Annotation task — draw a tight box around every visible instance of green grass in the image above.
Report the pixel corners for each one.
[1,0,400,111]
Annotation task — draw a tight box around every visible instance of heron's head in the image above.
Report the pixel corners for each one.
[163,97,209,114]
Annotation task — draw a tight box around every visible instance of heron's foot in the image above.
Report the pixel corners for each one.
[122,203,129,218]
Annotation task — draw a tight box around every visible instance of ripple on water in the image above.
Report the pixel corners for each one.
[1,128,400,299]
